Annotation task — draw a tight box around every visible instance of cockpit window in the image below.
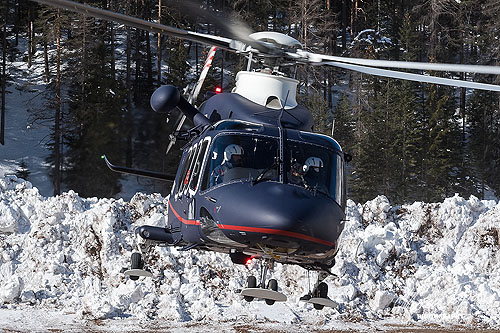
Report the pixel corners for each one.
[201,134,279,190]
[189,140,209,192]
[286,139,345,207]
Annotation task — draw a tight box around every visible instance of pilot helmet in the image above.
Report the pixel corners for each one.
[303,157,324,173]
[224,144,244,163]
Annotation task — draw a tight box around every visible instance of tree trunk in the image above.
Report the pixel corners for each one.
[459,89,465,141]
[126,26,133,167]
[110,22,116,82]
[1,23,6,145]
[28,7,32,68]
[134,28,141,102]
[44,40,50,83]
[323,44,328,103]
[82,10,87,95]
[341,0,347,49]
[146,31,152,85]
[351,0,358,39]
[429,0,439,60]
[14,0,19,46]
[54,9,62,195]
[157,0,162,86]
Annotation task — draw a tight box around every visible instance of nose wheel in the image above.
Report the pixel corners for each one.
[240,259,287,305]
[243,276,257,302]
[265,279,278,305]
[123,240,155,280]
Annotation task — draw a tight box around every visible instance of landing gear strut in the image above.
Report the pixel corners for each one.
[300,270,337,310]
[124,240,154,279]
[240,259,287,305]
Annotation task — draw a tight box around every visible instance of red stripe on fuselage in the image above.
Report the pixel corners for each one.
[168,200,200,225]
[168,200,334,247]
[217,224,334,247]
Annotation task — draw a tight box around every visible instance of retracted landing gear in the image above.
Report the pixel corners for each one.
[239,259,287,305]
[300,270,338,310]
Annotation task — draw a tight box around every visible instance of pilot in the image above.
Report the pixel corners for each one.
[303,157,324,174]
[210,144,244,186]
[302,156,327,193]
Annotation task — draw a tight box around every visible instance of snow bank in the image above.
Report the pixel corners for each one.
[1,175,499,329]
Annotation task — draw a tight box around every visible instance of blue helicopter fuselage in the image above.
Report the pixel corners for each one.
[166,119,346,267]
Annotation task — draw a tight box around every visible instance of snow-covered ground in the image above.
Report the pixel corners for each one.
[1,175,499,331]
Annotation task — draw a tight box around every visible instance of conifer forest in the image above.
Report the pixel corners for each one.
[1,0,499,204]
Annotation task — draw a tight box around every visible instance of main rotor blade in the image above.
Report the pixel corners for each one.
[180,1,275,55]
[33,0,242,52]
[166,46,218,156]
[323,61,500,92]
[309,53,500,75]
[189,46,218,104]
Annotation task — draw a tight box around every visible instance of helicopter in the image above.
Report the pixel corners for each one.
[34,0,500,310]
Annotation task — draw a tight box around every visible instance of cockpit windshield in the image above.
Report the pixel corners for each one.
[201,133,345,208]
[200,134,279,191]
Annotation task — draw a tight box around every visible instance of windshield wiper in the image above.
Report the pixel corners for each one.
[253,160,281,185]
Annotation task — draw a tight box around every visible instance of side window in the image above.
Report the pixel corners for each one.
[189,140,209,192]
[181,144,201,193]
[200,147,214,191]
[200,140,222,191]
[177,146,196,195]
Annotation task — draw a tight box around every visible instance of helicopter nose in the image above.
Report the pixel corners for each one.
[212,182,344,247]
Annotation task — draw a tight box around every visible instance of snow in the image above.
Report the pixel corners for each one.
[1,175,499,331]
[1,23,500,331]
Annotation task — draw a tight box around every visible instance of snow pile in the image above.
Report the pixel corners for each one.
[1,175,499,329]
[333,195,500,326]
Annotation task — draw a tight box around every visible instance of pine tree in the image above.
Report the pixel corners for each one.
[467,90,499,198]
[424,84,463,201]
[165,40,190,89]
[62,9,126,198]
[32,5,71,195]
[15,160,30,180]
[392,11,428,203]
[332,92,355,153]
[298,91,329,135]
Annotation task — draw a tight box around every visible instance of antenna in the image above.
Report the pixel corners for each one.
[278,90,290,128]
[277,90,290,184]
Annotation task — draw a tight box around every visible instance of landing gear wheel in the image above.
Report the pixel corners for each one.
[313,282,328,310]
[265,279,278,305]
[244,276,257,302]
[130,252,143,281]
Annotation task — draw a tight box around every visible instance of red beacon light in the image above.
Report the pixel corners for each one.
[215,87,222,94]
